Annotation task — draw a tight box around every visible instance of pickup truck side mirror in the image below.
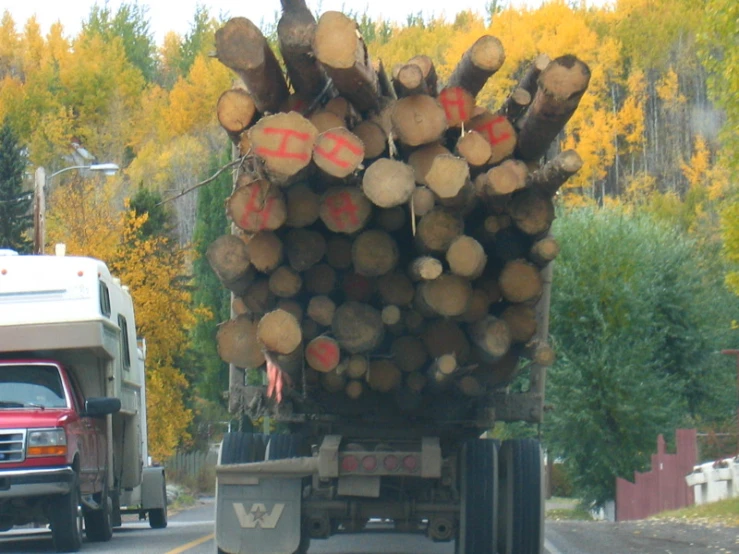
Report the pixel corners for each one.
[84,397,121,417]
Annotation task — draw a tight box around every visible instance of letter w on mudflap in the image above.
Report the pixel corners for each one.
[233,503,285,529]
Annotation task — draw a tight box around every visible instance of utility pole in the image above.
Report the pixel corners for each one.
[33,167,46,254]
[722,349,739,454]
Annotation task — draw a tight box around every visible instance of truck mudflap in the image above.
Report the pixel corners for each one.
[215,473,302,554]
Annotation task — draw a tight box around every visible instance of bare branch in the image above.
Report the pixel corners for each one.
[157,157,245,206]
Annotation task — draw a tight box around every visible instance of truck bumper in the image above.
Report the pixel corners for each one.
[0,466,75,499]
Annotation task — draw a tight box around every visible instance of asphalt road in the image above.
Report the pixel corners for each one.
[2,497,739,554]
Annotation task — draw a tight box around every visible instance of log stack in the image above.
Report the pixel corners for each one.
[210,4,590,419]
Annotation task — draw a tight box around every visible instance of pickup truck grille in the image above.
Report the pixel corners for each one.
[0,429,26,463]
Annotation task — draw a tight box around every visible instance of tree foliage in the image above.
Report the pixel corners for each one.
[0,118,31,251]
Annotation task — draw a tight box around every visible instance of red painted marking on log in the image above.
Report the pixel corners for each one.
[474,115,512,146]
[314,132,363,169]
[255,127,312,161]
[308,340,339,369]
[439,87,469,123]
[325,191,359,231]
[239,184,276,230]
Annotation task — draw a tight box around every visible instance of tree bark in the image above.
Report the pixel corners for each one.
[319,186,373,233]
[391,95,448,147]
[518,53,551,98]
[438,86,476,127]
[285,182,321,228]
[407,54,438,96]
[257,309,302,354]
[498,87,531,124]
[268,265,303,298]
[285,228,326,271]
[352,229,399,277]
[216,315,266,369]
[526,149,583,197]
[374,58,397,100]
[516,55,591,162]
[305,335,341,372]
[313,11,380,113]
[446,235,487,279]
[446,35,506,97]
[307,295,336,326]
[227,178,287,232]
[324,96,362,127]
[217,88,257,136]
[332,301,385,353]
[498,259,543,303]
[239,278,275,316]
[215,17,289,113]
[362,158,416,208]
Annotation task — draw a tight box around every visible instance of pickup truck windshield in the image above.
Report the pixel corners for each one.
[0,365,67,409]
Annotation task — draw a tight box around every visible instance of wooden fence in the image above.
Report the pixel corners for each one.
[615,428,697,521]
[166,447,218,486]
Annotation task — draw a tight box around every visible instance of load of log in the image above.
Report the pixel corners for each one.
[210,5,590,419]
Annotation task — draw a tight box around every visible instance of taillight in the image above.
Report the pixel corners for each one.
[383,455,399,471]
[341,455,359,473]
[361,455,377,472]
[402,455,419,472]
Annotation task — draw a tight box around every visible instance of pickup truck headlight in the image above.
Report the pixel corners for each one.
[27,428,67,457]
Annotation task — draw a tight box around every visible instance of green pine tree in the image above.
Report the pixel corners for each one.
[0,119,32,252]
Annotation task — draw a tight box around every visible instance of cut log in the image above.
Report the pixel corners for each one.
[404,310,426,335]
[477,276,503,305]
[346,354,369,379]
[393,63,428,98]
[313,11,380,112]
[310,111,346,134]
[248,112,319,185]
[217,88,257,136]
[216,315,265,369]
[285,182,320,228]
[341,272,375,302]
[417,274,472,317]
[446,35,505,97]
[518,53,551,98]
[321,369,347,393]
[367,360,402,393]
[415,209,464,253]
[516,55,591,162]
[391,95,448,147]
[353,120,387,160]
[238,132,252,156]
[270,344,304,381]
[406,372,428,393]
[332,301,384,353]
[305,263,337,295]
[276,299,303,322]
[480,159,528,197]
[446,235,487,279]
[498,87,531,124]
[508,189,555,236]
[533,343,556,366]
[307,295,336,326]
[268,265,303,298]
[391,336,428,373]
[244,231,283,273]
[529,236,560,267]
[458,375,485,397]
[301,318,322,342]
[326,235,354,270]
[411,186,436,217]
[257,309,302,354]
[422,318,471,363]
[232,296,249,316]
[407,54,438,95]
[425,154,470,199]
[215,17,289,113]
[483,350,521,388]
[280,92,311,115]
[408,143,451,186]
[498,259,543,303]
[468,111,517,165]
[408,256,442,282]
[456,288,491,323]
[277,0,328,98]
[377,272,415,306]
[375,206,406,232]
[345,380,364,399]
[362,158,416,208]
[469,315,512,360]
[381,305,402,326]
[526,149,583,197]
[206,235,255,292]
[227,178,287,232]
[352,230,399,277]
[374,58,397,100]
[313,128,364,179]
[456,130,492,168]
[437,87,476,127]
[306,335,341,372]
[240,278,276,315]
[324,96,362,127]
[319,186,373,234]
[501,304,538,343]
[481,214,512,239]
[428,354,458,387]
[437,179,478,215]
[285,228,326,271]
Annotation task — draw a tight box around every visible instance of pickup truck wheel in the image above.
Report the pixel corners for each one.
[84,486,113,542]
[50,479,83,552]
[497,438,544,554]
[455,438,498,554]
[149,480,168,529]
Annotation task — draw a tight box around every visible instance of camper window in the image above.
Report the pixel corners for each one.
[99,281,111,317]
[119,315,131,370]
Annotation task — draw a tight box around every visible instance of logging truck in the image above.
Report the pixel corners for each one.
[212,4,589,553]
[0,250,168,552]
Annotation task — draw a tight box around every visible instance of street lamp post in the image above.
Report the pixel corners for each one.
[33,163,120,254]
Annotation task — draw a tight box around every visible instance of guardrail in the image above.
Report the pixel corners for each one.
[685,456,739,505]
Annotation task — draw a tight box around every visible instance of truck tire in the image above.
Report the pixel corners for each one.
[497,438,544,554]
[49,477,84,552]
[84,484,113,542]
[220,432,268,464]
[455,438,498,554]
[149,479,168,529]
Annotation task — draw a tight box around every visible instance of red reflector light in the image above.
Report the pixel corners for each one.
[341,455,359,473]
[403,455,419,472]
[383,455,399,471]
[362,456,377,472]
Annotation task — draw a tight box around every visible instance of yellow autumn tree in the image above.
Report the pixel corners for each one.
[46,177,194,460]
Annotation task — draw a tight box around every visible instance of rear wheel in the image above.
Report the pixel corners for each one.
[84,484,113,542]
[497,438,544,554]
[49,478,83,552]
[455,438,498,554]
